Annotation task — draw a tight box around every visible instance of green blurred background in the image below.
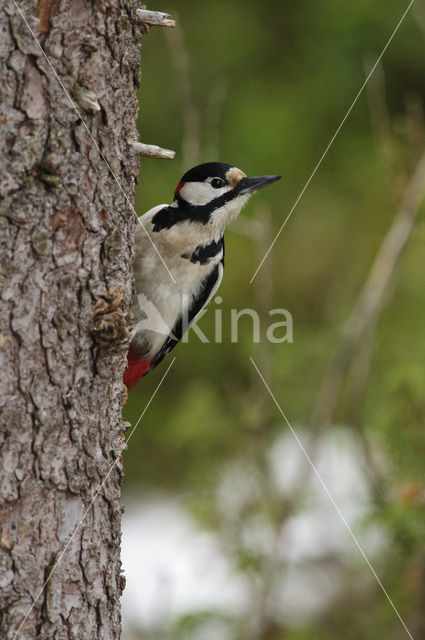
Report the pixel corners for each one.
[122,1,425,638]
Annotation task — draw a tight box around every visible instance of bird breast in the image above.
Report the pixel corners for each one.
[131,208,222,356]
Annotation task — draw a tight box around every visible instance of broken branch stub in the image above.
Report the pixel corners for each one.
[128,140,176,159]
[136,9,176,28]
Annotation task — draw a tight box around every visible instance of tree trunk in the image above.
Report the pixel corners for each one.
[0,1,142,638]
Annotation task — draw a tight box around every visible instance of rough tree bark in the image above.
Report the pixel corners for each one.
[0,1,143,638]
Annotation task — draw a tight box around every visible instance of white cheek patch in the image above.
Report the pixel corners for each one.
[180,181,230,206]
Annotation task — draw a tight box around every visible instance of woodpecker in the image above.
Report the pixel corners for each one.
[124,162,280,390]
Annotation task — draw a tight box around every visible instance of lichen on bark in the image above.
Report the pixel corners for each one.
[0,1,143,637]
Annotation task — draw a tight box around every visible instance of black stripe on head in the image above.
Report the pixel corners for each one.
[152,184,245,232]
[152,162,245,232]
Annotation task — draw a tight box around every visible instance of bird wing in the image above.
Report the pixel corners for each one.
[148,255,224,372]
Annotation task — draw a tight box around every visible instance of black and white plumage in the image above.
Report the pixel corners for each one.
[124,162,280,389]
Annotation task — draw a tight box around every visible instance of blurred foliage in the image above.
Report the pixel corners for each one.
[123,1,425,638]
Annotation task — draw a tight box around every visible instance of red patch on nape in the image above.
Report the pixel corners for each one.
[123,347,152,390]
[174,180,184,196]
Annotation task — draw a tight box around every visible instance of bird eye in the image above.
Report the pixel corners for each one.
[211,177,225,189]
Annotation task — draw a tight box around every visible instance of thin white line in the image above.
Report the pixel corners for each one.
[12,0,176,284]
[250,356,414,640]
[13,358,176,639]
[250,0,415,284]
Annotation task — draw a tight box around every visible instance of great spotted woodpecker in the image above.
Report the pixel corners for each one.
[124,162,280,389]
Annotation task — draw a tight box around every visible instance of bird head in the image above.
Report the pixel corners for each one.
[172,162,281,234]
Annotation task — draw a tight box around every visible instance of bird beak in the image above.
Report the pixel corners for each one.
[238,174,281,195]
